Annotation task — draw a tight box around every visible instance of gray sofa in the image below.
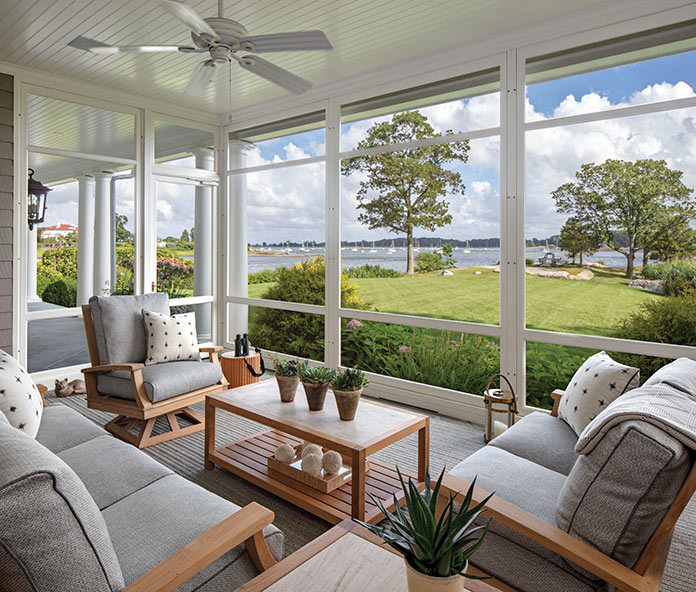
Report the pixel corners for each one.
[450,359,696,592]
[0,403,284,591]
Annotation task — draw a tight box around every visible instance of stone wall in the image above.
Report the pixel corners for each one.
[0,74,12,353]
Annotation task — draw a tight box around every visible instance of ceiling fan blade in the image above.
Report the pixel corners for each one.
[240,30,332,53]
[158,0,219,39]
[238,55,312,94]
[185,61,215,95]
[68,36,184,54]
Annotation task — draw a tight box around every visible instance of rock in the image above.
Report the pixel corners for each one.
[474,271,482,275]
[439,270,454,276]
[525,267,569,279]
[569,269,594,281]
[629,279,665,294]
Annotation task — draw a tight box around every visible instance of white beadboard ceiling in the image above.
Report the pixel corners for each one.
[0,0,675,116]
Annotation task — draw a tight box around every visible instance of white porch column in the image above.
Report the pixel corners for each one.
[77,175,95,306]
[93,171,112,296]
[192,148,214,342]
[228,141,248,337]
[26,226,39,302]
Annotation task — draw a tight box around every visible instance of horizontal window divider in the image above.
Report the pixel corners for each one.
[169,295,214,306]
[524,94,696,132]
[152,166,219,183]
[28,145,137,166]
[226,154,326,176]
[226,295,326,315]
[338,127,501,160]
[338,307,501,337]
[26,307,82,321]
[524,328,696,359]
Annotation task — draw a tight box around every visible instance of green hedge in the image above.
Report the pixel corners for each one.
[642,260,696,296]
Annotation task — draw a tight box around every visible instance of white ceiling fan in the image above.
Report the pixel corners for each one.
[68,0,332,96]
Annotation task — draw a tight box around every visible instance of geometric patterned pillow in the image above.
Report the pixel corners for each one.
[142,309,200,366]
[0,350,43,437]
[558,351,639,436]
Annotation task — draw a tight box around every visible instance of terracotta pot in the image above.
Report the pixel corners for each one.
[405,561,466,592]
[333,388,362,421]
[302,381,331,410]
[275,375,299,402]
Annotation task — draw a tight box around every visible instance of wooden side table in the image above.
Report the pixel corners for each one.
[220,351,261,388]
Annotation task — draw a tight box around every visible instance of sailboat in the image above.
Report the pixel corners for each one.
[414,238,421,252]
[299,241,309,252]
[387,239,395,254]
[368,240,378,253]
[351,241,358,252]
[463,240,471,254]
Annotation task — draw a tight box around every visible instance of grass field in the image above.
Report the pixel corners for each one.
[248,266,659,338]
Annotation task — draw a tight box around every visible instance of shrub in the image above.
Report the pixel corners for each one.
[41,246,78,281]
[42,279,77,308]
[344,264,402,278]
[525,258,534,266]
[248,269,279,284]
[37,265,63,298]
[414,252,445,273]
[156,257,193,298]
[642,260,696,296]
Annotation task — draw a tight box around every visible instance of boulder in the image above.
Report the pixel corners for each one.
[629,279,665,294]
[439,270,454,276]
[569,269,594,281]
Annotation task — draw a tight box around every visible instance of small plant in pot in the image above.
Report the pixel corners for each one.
[298,363,336,411]
[331,368,368,421]
[358,467,492,592]
[271,356,299,402]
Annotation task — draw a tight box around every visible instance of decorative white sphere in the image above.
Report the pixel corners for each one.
[302,443,322,459]
[274,443,295,463]
[322,451,343,474]
[301,453,323,477]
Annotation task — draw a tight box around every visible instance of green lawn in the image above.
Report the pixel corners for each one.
[248,266,659,338]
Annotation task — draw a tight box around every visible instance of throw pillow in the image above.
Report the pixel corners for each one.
[558,351,639,436]
[142,309,200,365]
[0,351,43,437]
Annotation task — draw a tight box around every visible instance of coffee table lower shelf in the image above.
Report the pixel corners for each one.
[208,429,422,524]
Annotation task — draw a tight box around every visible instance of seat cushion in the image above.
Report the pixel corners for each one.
[450,447,598,592]
[0,420,124,592]
[97,360,223,403]
[89,293,170,365]
[489,412,579,475]
[36,404,108,453]
[58,435,172,510]
[102,474,284,589]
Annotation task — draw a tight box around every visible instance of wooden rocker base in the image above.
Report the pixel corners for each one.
[105,407,204,449]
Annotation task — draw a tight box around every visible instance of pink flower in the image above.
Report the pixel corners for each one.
[345,319,363,330]
[449,340,457,345]
[398,345,411,354]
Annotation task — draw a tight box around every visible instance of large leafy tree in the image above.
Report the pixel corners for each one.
[642,214,696,266]
[552,159,695,278]
[559,217,601,266]
[115,213,133,244]
[341,111,469,274]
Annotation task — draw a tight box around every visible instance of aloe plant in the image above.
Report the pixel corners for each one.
[271,355,297,377]
[332,367,369,391]
[298,363,336,384]
[357,467,492,579]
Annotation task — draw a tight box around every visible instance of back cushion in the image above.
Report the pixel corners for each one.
[0,421,125,592]
[556,420,691,573]
[89,293,169,365]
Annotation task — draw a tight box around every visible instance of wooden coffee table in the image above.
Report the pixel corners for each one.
[205,380,429,524]
[238,520,497,592]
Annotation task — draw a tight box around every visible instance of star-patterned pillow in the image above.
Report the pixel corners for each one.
[558,351,639,436]
[0,351,43,437]
[142,309,201,366]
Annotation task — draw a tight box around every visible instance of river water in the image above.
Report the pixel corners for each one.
[245,247,643,273]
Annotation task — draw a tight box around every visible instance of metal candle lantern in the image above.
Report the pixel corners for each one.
[483,373,518,443]
[27,168,51,230]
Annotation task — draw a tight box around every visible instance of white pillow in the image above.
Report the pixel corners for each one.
[0,351,43,437]
[558,351,639,436]
[142,309,200,365]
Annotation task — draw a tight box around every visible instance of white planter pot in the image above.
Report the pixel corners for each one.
[405,561,466,592]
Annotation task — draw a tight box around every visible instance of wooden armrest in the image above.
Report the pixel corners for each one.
[82,363,145,374]
[550,389,564,417]
[123,502,276,592]
[36,384,48,406]
[440,474,647,592]
[199,346,224,353]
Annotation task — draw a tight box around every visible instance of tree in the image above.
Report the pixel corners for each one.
[552,159,695,278]
[115,213,133,243]
[190,227,195,242]
[180,228,190,243]
[559,217,601,265]
[642,213,696,266]
[341,111,469,274]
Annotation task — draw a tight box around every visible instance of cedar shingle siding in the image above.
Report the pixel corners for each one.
[0,74,13,353]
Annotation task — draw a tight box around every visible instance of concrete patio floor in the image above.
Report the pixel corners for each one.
[28,302,89,373]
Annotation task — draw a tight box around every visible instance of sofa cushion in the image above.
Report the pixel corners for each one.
[643,357,696,397]
[102,474,284,589]
[142,309,200,365]
[58,435,172,510]
[489,412,578,475]
[36,404,108,453]
[450,447,598,592]
[557,419,691,574]
[558,351,639,436]
[0,420,124,592]
[89,293,170,365]
[97,361,223,403]
[0,350,43,437]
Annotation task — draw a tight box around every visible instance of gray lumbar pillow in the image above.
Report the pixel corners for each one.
[142,309,200,365]
[558,351,639,436]
[0,351,43,437]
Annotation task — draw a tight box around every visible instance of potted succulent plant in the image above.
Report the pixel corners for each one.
[298,363,336,411]
[358,468,492,592]
[271,356,299,402]
[331,367,368,421]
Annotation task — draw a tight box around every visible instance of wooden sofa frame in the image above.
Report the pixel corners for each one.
[440,389,696,592]
[81,304,230,449]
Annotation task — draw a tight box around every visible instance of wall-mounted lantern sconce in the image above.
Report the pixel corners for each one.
[27,168,51,230]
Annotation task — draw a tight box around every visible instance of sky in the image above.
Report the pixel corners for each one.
[39,49,696,244]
